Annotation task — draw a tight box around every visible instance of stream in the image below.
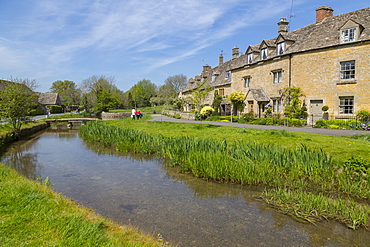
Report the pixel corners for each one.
[1,126,369,246]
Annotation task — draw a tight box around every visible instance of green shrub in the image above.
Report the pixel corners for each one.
[356,110,370,122]
[327,119,346,127]
[207,116,221,121]
[49,105,63,114]
[322,105,329,111]
[328,125,340,129]
[314,119,327,128]
[290,118,306,127]
[242,112,255,122]
[200,106,215,118]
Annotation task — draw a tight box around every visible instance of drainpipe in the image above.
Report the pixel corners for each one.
[288,54,292,87]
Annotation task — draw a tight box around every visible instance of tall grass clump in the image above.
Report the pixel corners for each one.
[262,188,370,229]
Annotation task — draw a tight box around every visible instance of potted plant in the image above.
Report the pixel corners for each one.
[322,105,329,120]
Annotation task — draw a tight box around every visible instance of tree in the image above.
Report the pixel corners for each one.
[49,80,81,105]
[80,75,123,113]
[189,81,213,111]
[8,77,39,91]
[156,74,187,105]
[280,87,307,118]
[228,92,245,118]
[126,79,157,108]
[0,80,38,134]
[212,90,223,114]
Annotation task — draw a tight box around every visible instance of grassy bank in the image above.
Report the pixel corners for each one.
[79,117,370,229]
[0,164,164,246]
[0,119,166,246]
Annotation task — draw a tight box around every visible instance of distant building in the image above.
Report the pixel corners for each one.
[37,93,65,107]
[181,6,370,124]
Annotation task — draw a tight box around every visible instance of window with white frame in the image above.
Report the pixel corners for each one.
[340,60,355,80]
[273,99,282,112]
[276,42,285,55]
[244,76,251,88]
[225,70,231,79]
[247,53,253,64]
[339,96,354,114]
[273,70,282,84]
[341,28,357,43]
[212,74,216,82]
[261,48,268,60]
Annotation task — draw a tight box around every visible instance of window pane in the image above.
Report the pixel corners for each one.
[339,96,354,114]
[340,61,355,79]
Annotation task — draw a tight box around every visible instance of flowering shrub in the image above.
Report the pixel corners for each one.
[264,103,272,118]
[200,106,215,118]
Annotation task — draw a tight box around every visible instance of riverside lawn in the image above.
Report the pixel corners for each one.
[0,122,166,247]
[78,115,370,229]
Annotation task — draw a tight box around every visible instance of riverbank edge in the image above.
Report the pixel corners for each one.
[0,122,165,246]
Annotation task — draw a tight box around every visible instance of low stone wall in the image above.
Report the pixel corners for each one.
[101,112,131,120]
[162,110,195,120]
[0,122,50,148]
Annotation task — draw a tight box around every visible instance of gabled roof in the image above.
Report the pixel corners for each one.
[246,44,260,54]
[259,39,277,49]
[38,93,64,105]
[244,7,370,65]
[284,7,370,53]
[247,89,270,102]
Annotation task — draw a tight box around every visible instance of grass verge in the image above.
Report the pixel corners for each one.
[0,164,165,246]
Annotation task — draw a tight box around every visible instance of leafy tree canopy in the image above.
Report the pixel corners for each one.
[126,79,157,108]
[0,80,38,134]
[80,75,122,113]
[50,80,81,105]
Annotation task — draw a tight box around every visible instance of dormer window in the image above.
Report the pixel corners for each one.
[247,53,253,64]
[276,42,286,55]
[261,48,268,60]
[341,28,357,43]
[226,70,231,79]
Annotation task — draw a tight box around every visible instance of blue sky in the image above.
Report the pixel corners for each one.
[0,0,369,93]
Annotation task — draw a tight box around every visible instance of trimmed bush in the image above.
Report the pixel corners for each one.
[49,105,63,114]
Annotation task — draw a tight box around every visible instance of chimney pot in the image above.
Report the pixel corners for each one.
[316,6,334,22]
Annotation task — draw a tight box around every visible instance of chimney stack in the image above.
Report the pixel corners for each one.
[316,6,334,22]
[219,54,224,65]
[232,46,239,59]
[277,18,289,33]
[202,65,211,73]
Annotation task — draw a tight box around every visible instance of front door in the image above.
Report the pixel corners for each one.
[310,100,323,126]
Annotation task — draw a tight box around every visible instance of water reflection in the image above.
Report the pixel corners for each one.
[1,128,369,247]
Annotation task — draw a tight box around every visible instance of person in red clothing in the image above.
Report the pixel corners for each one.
[135,109,142,119]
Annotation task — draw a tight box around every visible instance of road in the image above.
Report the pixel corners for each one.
[148,114,370,136]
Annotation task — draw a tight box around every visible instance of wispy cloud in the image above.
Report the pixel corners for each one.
[0,0,300,89]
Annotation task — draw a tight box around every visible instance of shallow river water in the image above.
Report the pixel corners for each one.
[1,127,369,246]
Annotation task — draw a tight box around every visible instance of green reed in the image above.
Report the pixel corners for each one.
[263,188,370,229]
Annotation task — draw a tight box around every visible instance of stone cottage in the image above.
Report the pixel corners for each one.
[181,6,370,124]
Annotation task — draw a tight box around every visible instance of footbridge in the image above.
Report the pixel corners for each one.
[45,118,98,126]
